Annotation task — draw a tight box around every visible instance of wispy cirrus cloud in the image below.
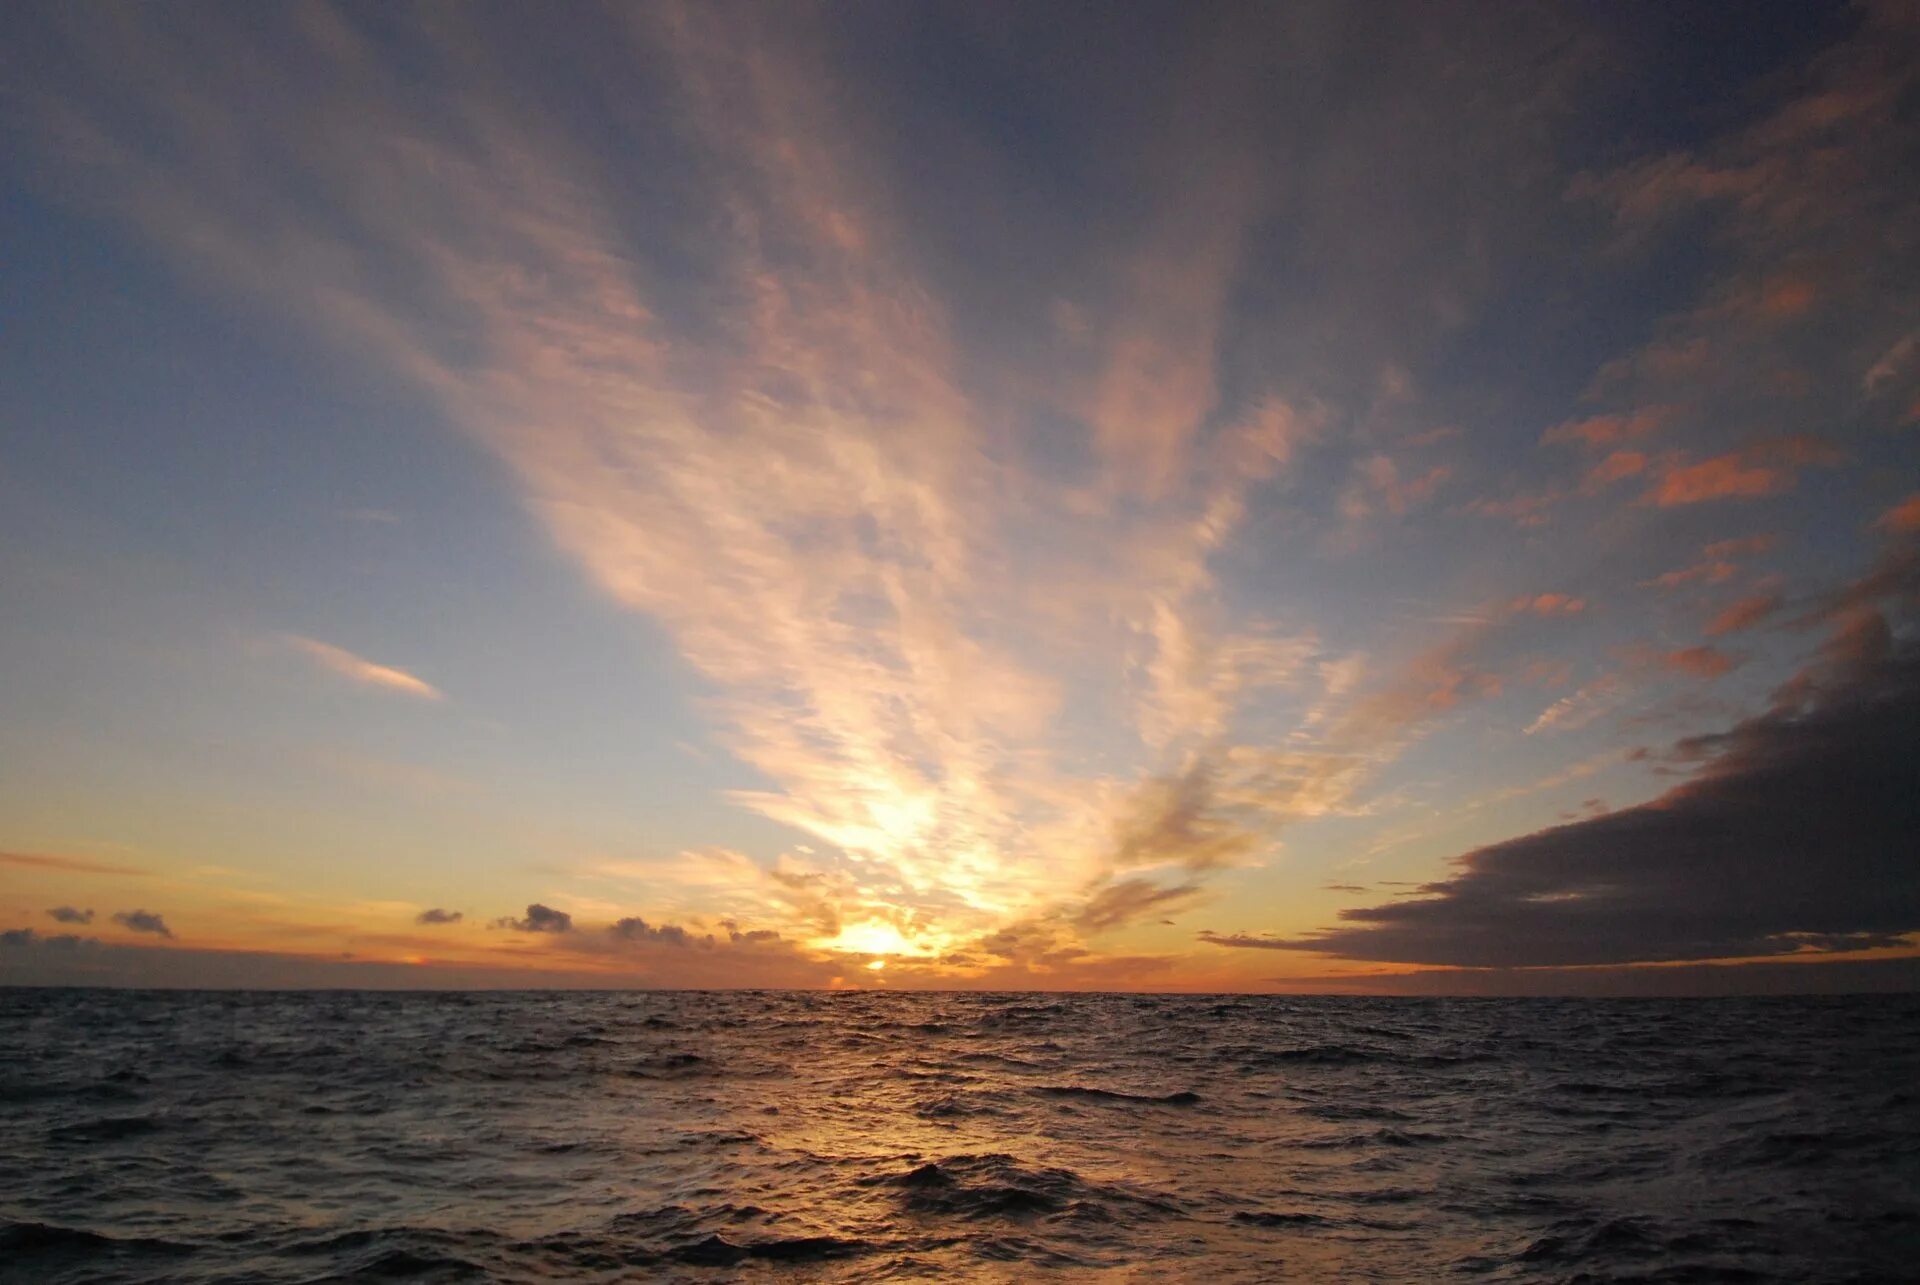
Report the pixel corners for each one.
[9,2,1383,958]
[286,637,441,701]
[1,851,149,877]
[11,2,1915,989]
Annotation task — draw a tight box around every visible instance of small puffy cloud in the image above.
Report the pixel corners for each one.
[492,904,572,933]
[1581,450,1649,490]
[1512,593,1587,617]
[1,928,37,947]
[1757,278,1816,319]
[1649,455,1792,506]
[415,908,463,925]
[1875,493,1920,535]
[1644,534,1780,589]
[1706,593,1783,637]
[1461,488,1561,528]
[1541,405,1673,448]
[1705,534,1780,561]
[609,917,700,947]
[46,907,94,925]
[112,909,173,938]
[286,636,442,701]
[1662,646,1742,680]
[1865,333,1917,394]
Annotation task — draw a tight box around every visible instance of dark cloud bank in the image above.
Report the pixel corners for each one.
[1212,627,1920,969]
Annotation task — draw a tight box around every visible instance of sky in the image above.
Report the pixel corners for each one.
[1,1,1917,993]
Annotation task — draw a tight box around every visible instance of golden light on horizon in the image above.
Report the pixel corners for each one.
[820,920,927,959]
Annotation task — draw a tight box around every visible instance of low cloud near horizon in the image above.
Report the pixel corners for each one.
[111,909,173,938]
[1207,625,1920,968]
[493,904,573,934]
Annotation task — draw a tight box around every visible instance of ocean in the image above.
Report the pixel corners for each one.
[1,989,1916,1282]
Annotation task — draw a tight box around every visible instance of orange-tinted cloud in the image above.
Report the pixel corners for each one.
[286,637,442,700]
[1582,450,1648,490]
[1512,593,1587,617]
[1341,455,1451,522]
[1758,277,1816,318]
[1875,493,1920,535]
[1463,488,1561,528]
[1649,456,1790,506]
[1646,438,1844,507]
[1541,405,1673,448]
[1662,646,1741,679]
[1644,533,1781,589]
[1706,593,1783,637]
[1704,534,1781,561]
[0,851,150,877]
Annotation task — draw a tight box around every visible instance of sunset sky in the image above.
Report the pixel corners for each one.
[2,1,1916,992]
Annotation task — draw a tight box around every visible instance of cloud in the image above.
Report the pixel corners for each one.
[1865,332,1917,394]
[286,637,442,700]
[1644,534,1780,589]
[492,904,573,934]
[1580,450,1649,490]
[1,851,149,876]
[1107,759,1260,874]
[414,908,463,925]
[1461,488,1561,528]
[46,907,94,925]
[14,3,1912,985]
[1511,593,1586,617]
[1339,455,1451,522]
[1645,438,1844,507]
[1540,405,1673,448]
[1660,645,1742,680]
[1525,675,1621,735]
[1705,535,1781,561]
[1209,635,1920,967]
[609,917,700,947]
[112,909,173,938]
[1876,493,1920,535]
[7,2,1570,958]
[1706,593,1783,637]
[1072,879,1204,932]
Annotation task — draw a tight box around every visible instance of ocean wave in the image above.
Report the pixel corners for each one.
[1,989,1915,1281]
[1033,1085,1201,1106]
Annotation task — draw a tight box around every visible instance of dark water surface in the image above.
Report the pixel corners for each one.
[2,990,1918,1282]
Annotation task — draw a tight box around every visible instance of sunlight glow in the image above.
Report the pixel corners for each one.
[821,920,924,958]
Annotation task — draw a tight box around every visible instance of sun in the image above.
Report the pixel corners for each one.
[819,920,920,957]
